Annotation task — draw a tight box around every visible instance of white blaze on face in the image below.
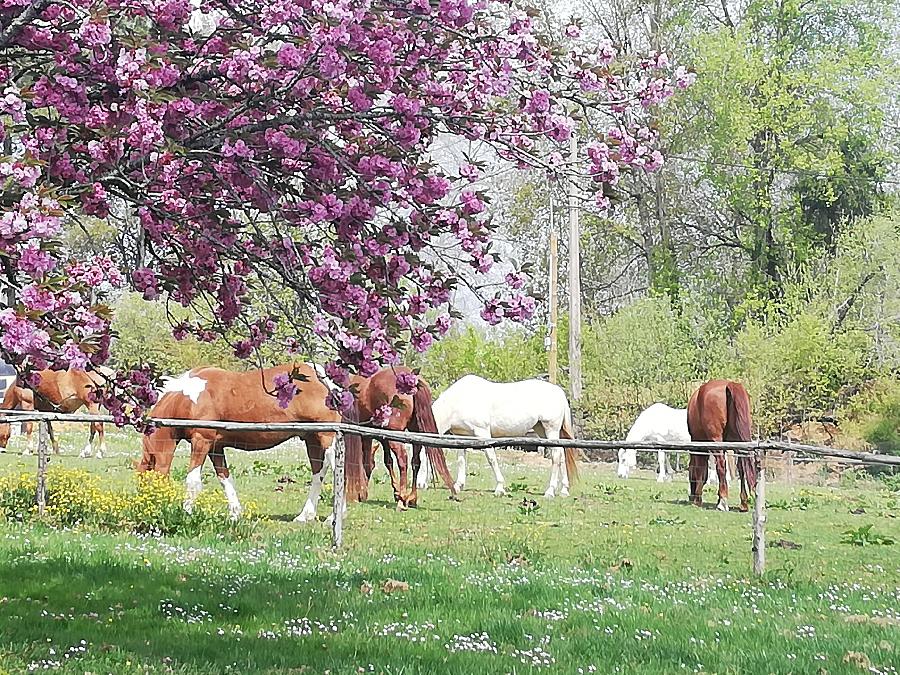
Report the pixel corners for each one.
[160,372,207,403]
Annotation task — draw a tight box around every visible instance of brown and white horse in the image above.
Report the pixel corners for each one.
[0,369,107,458]
[345,366,456,509]
[138,364,367,521]
[687,379,757,512]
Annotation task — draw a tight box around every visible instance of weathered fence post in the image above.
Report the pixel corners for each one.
[36,421,49,517]
[752,446,766,576]
[331,431,346,550]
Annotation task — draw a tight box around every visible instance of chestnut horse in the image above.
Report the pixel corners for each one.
[345,366,455,509]
[687,379,757,512]
[0,369,107,458]
[138,364,366,521]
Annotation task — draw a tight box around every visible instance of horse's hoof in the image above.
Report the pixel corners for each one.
[543,489,556,499]
[416,480,428,490]
[494,486,506,497]
[716,500,729,512]
[657,475,666,483]
[453,483,464,493]
[739,502,749,513]
[560,487,570,497]
[294,511,315,524]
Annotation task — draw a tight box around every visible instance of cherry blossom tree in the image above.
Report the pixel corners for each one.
[0,0,688,420]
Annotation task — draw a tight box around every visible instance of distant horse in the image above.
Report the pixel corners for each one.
[416,375,578,498]
[687,379,757,512]
[345,366,456,509]
[138,364,366,522]
[616,403,735,485]
[0,369,107,458]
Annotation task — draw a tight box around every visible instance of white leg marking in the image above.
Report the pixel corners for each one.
[295,442,335,523]
[80,442,93,459]
[416,447,430,490]
[560,449,571,497]
[183,465,203,514]
[484,447,505,496]
[657,450,668,483]
[97,440,107,460]
[617,448,629,479]
[545,447,562,498]
[218,475,243,520]
[454,448,467,493]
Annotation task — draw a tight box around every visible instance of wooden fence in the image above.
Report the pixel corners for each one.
[1,409,897,571]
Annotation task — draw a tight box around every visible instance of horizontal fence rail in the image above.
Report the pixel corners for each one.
[1,409,898,466]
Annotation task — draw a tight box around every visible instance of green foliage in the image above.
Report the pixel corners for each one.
[110,292,243,373]
[840,524,895,546]
[411,325,546,393]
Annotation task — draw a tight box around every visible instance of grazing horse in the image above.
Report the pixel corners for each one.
[687,379,757,512]
[0,369,107,458]
[616,403,735,485]
[345,367,456,509]
[138,364,366,522]
[416,375,578,498]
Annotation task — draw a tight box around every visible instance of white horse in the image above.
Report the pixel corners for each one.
[415,375,577,498]
[616,403,732,485]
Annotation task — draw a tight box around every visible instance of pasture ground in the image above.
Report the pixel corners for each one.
[0,429,898,674]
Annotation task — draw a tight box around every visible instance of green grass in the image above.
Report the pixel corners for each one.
[0,429,898,674]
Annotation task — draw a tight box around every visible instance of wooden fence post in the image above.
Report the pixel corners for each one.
[752,446,766,576]
[36,421,49,518]
[331,431,346,550]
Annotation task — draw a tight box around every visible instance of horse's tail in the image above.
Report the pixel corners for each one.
[409,380,456,494]
[341,399,369,503]
[559,402,579,483]
[725,382,756,491]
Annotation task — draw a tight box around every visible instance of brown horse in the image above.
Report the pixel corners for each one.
[687,379,757,512]
[138,364,366,521]
[0,369,107,458]
[345,366,456,508]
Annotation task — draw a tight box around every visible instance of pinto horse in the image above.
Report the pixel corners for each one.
[687,379,757,512]
[138,364,366,521]
[0,369,107,458]
[417,375,578,498]
[344,366,455,509]
[616,403,736,485]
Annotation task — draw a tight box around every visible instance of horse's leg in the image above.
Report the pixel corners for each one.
[296,434,335,523]
[738,459,750,512]
[388,440,411,510]
[209,450,242,520]
[616,448,629,479]
[404,443,420,508]
[22,421,34,456]
[362,437,376,481]
[544,426,567,498]
[416,446,431,490]
[80,422,95,458]
[657,450,667,482]
[183,436,211,514]
[47,422,59,455]
[726,449,736,487]
[476,428,505,496]
[380,439,403,505]
[713,451,729,512]
[454,447,468,493]
[688,453,709,506]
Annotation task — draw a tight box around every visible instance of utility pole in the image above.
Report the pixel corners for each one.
[567,133,582,423]
[547,186,558,385]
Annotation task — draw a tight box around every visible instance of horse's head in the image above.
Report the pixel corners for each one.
[0,422,10,448]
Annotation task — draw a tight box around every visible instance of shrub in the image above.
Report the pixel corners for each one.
[0,468,261,537]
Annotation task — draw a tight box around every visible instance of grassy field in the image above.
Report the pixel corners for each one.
[0,428,898,674]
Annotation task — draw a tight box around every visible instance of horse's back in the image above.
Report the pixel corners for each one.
[436,375,569,437]
[627,403,689,442]
[687,380,739,442]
